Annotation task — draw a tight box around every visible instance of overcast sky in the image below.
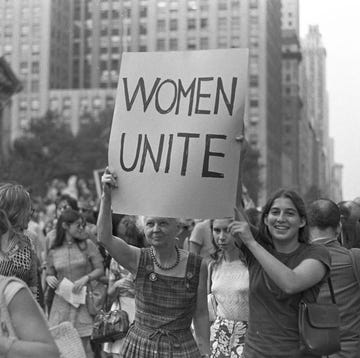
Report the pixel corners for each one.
[300,0,360,200]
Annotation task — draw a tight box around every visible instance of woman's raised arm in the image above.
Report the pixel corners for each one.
[97,169,140,274]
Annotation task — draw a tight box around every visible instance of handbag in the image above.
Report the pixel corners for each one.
[91,297,130,344]
[298,277,340,356]
[207,262,217,322]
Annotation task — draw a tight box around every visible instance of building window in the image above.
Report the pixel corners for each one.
[188,1,197,11]
[63,97,71,108]
[93,97,101,108]
[250,99,258,107]
[250,115,259,125]
[157,19,166,32]
[249,133,258,146]
[139,45,147,52]
[20,62,28,75]
[250,0,258,8]
[218,0,227,10]
[187,37,196,49]
[218,36,227,48]
[200,18,208,29]
[31,99,40,110]
[231,36,240,47]
[156,39,166,51]
[31,62,40,74]
[112,10,120,18]
[31,80,39,92]
[19,99,28,110]
[140,6,147,17]
[21,25,30,37]
[200,37,208,49]
[111,59,119,70]
[188,18,196,30]
[170,0,178,12]
[21,7,30,19]
[170,19,178,31]
[250,74,258,87]
[106,95,115,107]
[169,38,178,50]
[218,17,227,30]
[157,1,167,12]
[139,23,147,35]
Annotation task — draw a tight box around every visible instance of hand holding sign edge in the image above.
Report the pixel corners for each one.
[229,206,255,247]
[101,166,118,197]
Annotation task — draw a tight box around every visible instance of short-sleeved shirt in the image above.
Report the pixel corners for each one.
[189,220,214,259]
[316,238,360,358]
[243,242,331,358]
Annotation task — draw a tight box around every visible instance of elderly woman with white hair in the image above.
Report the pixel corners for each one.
[97,169,210,358]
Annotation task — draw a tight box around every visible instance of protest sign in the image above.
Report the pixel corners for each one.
[109,49,248,219]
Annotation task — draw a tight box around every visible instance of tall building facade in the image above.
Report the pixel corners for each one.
[281,0,302,192]
[301,25,330,195]
[70,0,123,89]
[0,57,22,160]
[0,0,72,141]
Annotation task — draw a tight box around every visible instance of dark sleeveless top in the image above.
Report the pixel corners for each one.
[120,248,203,358]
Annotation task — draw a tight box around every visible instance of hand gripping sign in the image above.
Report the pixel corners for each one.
[108,49,249,219]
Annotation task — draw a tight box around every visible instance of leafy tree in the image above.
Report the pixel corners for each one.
[0,111,79,195]
[0,109,113,197]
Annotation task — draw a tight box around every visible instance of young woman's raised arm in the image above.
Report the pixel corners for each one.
[229,209,327,295]
[97,169,140,275]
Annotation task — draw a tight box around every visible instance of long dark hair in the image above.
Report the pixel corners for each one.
[0,209,11,236]
[259,188,309,248]
[52,209,85,249]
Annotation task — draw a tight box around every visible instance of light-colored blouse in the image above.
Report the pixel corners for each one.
[211,259,249,321]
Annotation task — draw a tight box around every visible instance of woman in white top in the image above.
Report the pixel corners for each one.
[0,209,59,358]
[209,218,249,358]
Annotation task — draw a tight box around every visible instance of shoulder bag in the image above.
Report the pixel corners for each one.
[298,277,340,356]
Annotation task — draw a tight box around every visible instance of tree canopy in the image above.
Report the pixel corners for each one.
[0,110,112,196]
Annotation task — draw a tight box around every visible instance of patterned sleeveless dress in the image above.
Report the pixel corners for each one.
[120,248,202,358]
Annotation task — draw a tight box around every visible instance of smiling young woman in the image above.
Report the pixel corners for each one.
[229,189,331,358]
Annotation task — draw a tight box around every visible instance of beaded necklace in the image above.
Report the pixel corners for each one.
[150,246,180,271]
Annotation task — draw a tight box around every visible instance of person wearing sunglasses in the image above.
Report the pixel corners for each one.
[45,208,104,357]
